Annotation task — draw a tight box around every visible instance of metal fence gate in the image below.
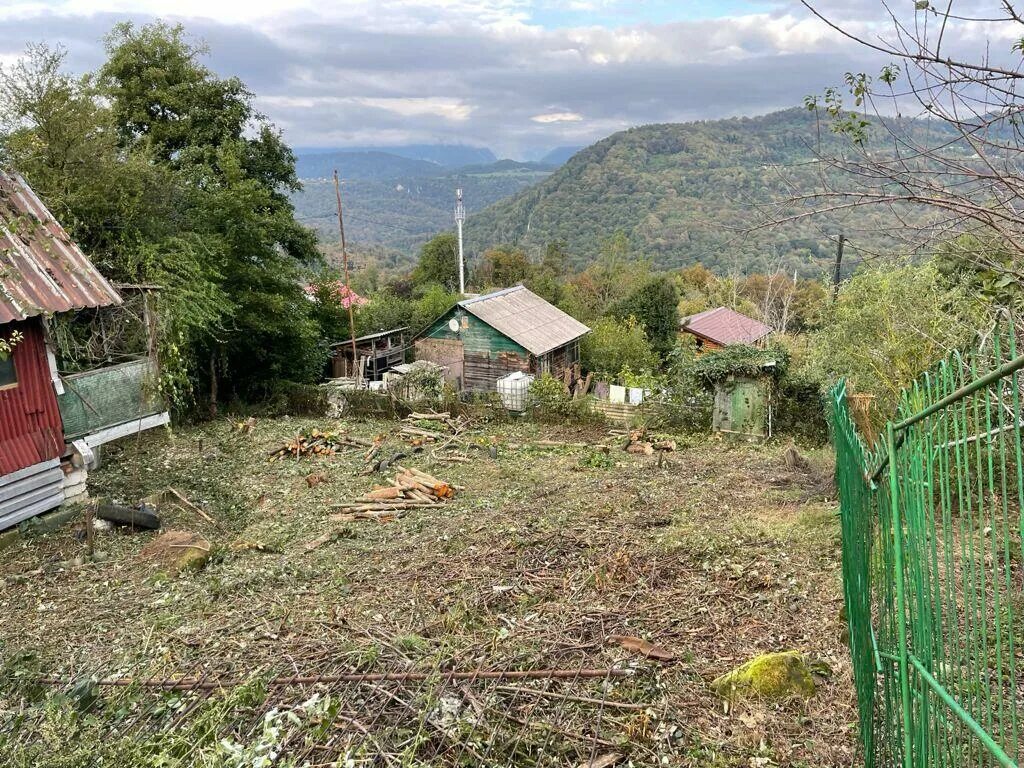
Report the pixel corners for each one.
[832,317,1024,768]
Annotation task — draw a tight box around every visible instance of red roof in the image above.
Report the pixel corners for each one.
[681,306,772,346]
[0,171,121,324]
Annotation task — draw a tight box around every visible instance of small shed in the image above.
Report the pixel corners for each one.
[712,375,770,441]
[680,307,772,351]
[329,327,408,381]
[415,285,589,392]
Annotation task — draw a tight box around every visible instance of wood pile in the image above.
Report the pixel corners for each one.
[268,428,373,460]
[561,362,592,400]
[399,411,467,446]
[622,428,677,457]
[331,465,458,521]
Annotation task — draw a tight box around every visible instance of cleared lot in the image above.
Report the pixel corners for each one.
[0,416,854,767]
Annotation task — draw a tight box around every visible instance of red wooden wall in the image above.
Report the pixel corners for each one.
[0,319,64,475]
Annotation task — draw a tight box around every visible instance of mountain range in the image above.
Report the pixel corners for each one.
[465,108,953,276]
[292,111,948,276]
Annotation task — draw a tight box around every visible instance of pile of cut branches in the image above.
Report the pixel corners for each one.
[400,412,467,446]
[268,428,373,460]
[332,466,458,520]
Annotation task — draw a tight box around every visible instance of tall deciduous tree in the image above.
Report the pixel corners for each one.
[0,24,327,406]
[412,232,459,292]
[581,316,659,379]
[608,276,680,358]
[476,245,534,289]
[803,261,984,409]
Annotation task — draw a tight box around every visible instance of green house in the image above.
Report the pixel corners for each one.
[415,285,589,392]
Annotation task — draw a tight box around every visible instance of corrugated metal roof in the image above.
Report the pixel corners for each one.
[329,327,409,347]
[680,306,772,346]
[0,171,121,324]
[459,285,589,356]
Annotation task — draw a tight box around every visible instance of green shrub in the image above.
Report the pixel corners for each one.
[581,316,659,379]
[527,374,601,423]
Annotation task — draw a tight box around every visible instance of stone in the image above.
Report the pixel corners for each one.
[138,530,212,574]
[63,483,89,502]
[711,650,816,701]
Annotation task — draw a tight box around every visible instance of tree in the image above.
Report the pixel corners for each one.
[791,4,1024,279]
[475,245,534,289]
[541,240,569,275]
[101,23,251,166]
[354,284,459,338]
[561,231,650,322]
[527,240,569,304]
[608,276,680,358]
[802,261,984,410]
[581,316,659,379]
[410,285,460,334]
[99,22,321,403]
[0,25,326,406]
[413,232,459,291]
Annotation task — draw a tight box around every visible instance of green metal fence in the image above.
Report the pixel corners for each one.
[832,317,1024,768]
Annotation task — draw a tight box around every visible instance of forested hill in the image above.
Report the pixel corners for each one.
[464,108,939,276]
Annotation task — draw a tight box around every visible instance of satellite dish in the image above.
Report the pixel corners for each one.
[448,318,460,333]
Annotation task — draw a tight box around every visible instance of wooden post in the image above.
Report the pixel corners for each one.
[142,289,159,367]
[209,352,218,418]
[85,504,95,558]
[333,170,359,383]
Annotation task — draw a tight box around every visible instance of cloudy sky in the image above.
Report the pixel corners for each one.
[0,1,1005,158]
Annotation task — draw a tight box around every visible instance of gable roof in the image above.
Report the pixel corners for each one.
[680,306,772,346]
[459,285,589,356]
[0,171,121,325]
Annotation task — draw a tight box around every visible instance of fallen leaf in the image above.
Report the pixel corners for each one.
[609,634,676,662]
[577,753,622,768]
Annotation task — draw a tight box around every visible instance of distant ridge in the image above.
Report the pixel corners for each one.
[294,144,496,170]
[295,151,443,181]
[540,146,582,166]
[465,108,947,276]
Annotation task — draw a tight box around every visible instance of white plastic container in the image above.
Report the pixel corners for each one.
[497,371,534,411]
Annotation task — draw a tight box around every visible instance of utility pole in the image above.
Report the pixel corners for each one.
[454,188,466,295]
[832,233,845,301]
[333,170,359,379]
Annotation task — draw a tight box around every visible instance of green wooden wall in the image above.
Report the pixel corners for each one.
[422,308,529,357]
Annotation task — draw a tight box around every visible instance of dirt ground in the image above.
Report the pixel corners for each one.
[0,415,857,767]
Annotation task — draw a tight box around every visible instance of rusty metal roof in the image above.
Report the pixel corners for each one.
[680,306,772,346]
[0,171,121,324]
[460,285,589,356]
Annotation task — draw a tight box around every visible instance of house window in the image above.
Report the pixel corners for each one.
[0,355,16,389]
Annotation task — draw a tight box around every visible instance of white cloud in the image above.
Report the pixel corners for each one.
[358,97,474,120]
[531,111,583,123]
[2,1,1010,156]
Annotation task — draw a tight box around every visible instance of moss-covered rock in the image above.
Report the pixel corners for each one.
[139,530,211,574]
[711,650,816,701]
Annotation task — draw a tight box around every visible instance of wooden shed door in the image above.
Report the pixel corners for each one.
[0,321,64,475]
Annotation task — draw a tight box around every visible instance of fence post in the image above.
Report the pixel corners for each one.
[887,421,916,768]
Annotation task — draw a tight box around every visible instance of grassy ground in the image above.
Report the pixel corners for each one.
[0,415,855,767]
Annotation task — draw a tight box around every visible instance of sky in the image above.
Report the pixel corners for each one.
[0,1,1008,158]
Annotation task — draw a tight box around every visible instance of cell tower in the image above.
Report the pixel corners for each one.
[454,188,466,295]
